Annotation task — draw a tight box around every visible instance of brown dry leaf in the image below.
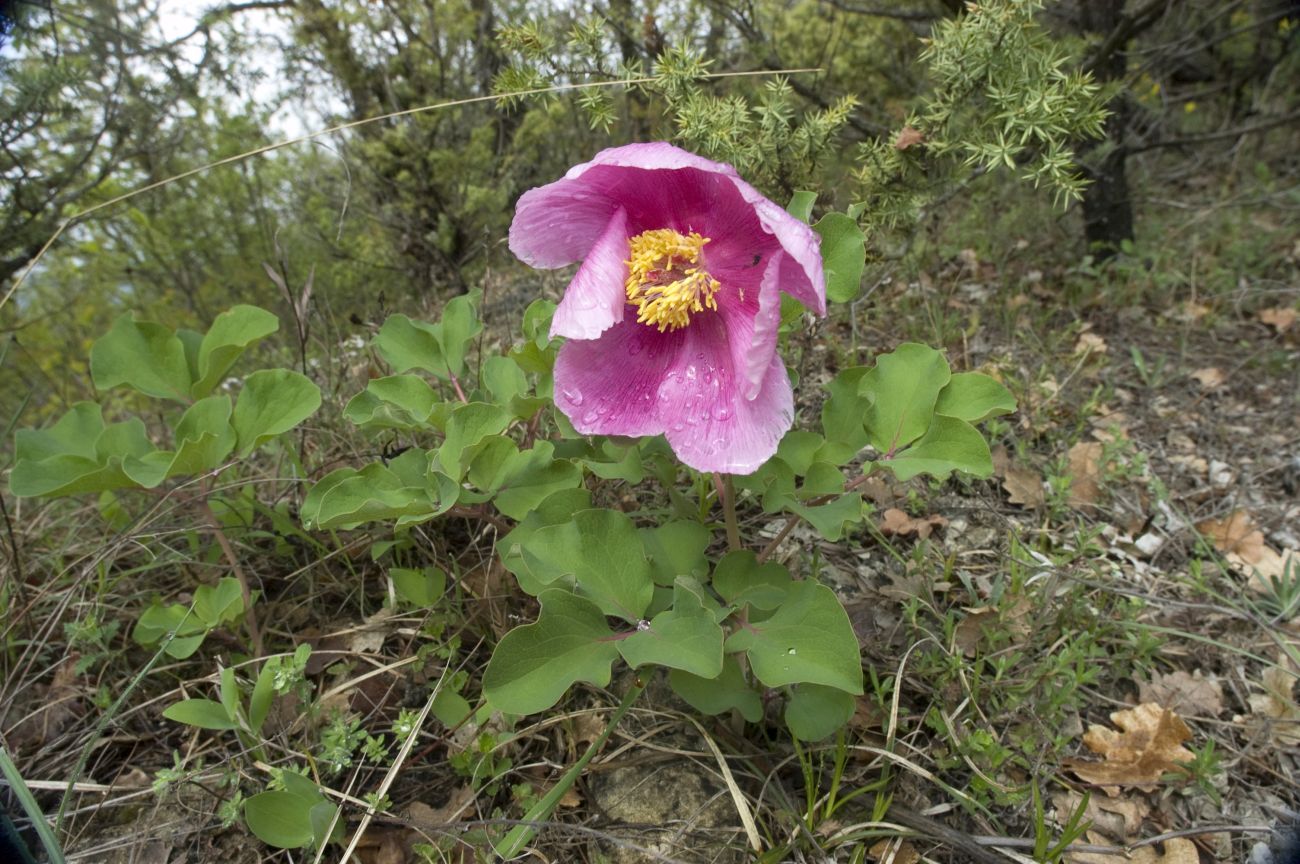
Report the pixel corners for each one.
[1165,300,1211,322]
[1195,510,1299,589]
[953,599,1032,656]
[1130,838,1201,864]
[879,508,948,539]
[1003,464,1045,508]
[1067,442,1104,509]
[1052,791,1149,844]
[1259,306,1297,332]
[1074,331,1108,357]
[407,785,477,827]
[1137,669,1224,717]
[1190,367,1225,389]
[1246,664,1300,746]
[1065,830,1127,864]
[558,787,583,808]
[5,655,85,751]
[894,126,925,150]
[348,607,398,655]
[859,475,895,509]
[571,711,608,748]
[1064,703,1195,794]
[354,828,409,864]
[868,838,920,864]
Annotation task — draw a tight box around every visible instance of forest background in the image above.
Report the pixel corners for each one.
[1,0,1299,862]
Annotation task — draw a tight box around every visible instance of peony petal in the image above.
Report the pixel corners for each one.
[749,197,826,315]
[731,251,784,401]
[579,142,742,179]
[509,178,618,268]
[552,315,677,438]
[658,326,794,474]
[550,207,630,341]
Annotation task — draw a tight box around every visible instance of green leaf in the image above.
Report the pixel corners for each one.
[786,190,817,223]
[526,509,654,621]
[788,493,864,541]
[813,213,866,303]
[467,438,582,520]
[735,457,796,514]
[390,567,446,608]
[437,402,511,478]
[784,684,856,741]
[934,372,1016,423]
[193,578,245,625]
[819,366,872,462]
[219,666,239,721]
[776,431,826,476]
[438,292,483,380]
[726,581,863,694]
[90,314,192,401]
[882,415,994,481]
[191,305,279,398]
[668,656,762,722]
[16,401,102,462]
[170,395,236,474]
[617,579,724,677]
[343,375,438,431]
[432,689,473,727]
[641,522,711,587]
[578,439,646,483]
[798,461,846,499]
[244,790,319,849]
[9,403,137,498]
[498,488,592,590]
[712,551,791,611]
[232,369,322,456]
[301,453,458,530]
[374,297,482,382]
[250,660,277,733]
[861,343,951,454]
[162,698,241,730]
[482,590,619,715]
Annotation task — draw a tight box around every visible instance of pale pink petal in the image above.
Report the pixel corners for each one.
[748,197,825,315]
[550,207,630,341]
[552,316,674,438]
[578,142,742,179]
[725,251,784,401]
[509,179,618,268]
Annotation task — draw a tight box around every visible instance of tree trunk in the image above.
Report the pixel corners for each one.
[1077,0,1135,260]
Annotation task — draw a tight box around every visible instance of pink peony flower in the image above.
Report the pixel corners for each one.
[509,142,825,474]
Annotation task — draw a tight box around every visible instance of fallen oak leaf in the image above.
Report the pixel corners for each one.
[1243,663,1300,747]
[879,508,948,540]
[1052,790,1149,844]
[1259,306,1296,333]
[1067,442,1105,510]
[1003,464,1045,508]
[1130,837,1200,864]
[1064,703,1195,795]
[1196,510,1299,591]
[1137,669,1225,718]
[1189,367,1225,389]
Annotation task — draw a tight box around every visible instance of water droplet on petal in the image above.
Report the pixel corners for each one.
[671,421,685,432]
[628,341,643,356]
[562,387,584,406]
[582,408,600,424]
[713,407,732,421]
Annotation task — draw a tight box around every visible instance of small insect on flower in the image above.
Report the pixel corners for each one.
[508,142,826,474]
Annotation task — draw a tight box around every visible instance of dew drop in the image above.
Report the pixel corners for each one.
[562,387,584,406]
[713,407,732,421]
[786,647,797,655]
[671,421,685,432]
[582,408,600,424]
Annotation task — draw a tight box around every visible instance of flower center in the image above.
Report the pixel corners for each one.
[625,229,721,332]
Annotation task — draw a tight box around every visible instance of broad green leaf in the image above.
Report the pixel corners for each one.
[482,590,619,715]
[132,602,206,658]
[712,551,791,611]
[375,314,446,376]
[301,451,457,530]
[244,790,318,849]
[9,455,132,498]
[668,656,762,722]
[526,509,654,621]
[499,488,592,592]
[343,375,438,431]
[726,581,863,694]
[162,698,241,730]
[90,314,191,401]
[95,418,153,461]
[735,456,796,514]
[232,369,322,456]
[192,305,279,398]
[798,461,845,499]
[934,372,1016,424]
[776,431,826,476]
[784,684,856,741]
[437,292,483,379]
[521,298,556,345]
[432,689,473,727]
[467,438,582,520]
[617,579,723,677]
[819,366,872,462]
[641,522,711,587]
[193,578,245,625]
[390,567,446,608]
[861,343,951,454]
[437,402,511,478]
[575,439,646,484]
[786,190,817,223]
[813,212,866,303]
[15,401,103,462]
[169,394,236,475]
[481,355,540,419]
[788,493,864,541]
[882,415,994,481]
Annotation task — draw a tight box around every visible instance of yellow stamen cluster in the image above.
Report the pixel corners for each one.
[625,228,721,332]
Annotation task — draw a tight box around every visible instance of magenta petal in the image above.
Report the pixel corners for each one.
[552,316,675,438]
[749,197,826,315]
[550,207,630,341]
[659,338,794,475]
[581,142,741,178]
[509,178,617,268]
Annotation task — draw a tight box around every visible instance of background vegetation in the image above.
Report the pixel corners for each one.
[2,0,1298,861]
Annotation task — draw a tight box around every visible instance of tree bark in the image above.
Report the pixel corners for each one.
[1077,0,1135,260]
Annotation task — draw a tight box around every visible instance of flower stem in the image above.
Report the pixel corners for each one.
[714,473,741,552]
[493,677,646,859]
